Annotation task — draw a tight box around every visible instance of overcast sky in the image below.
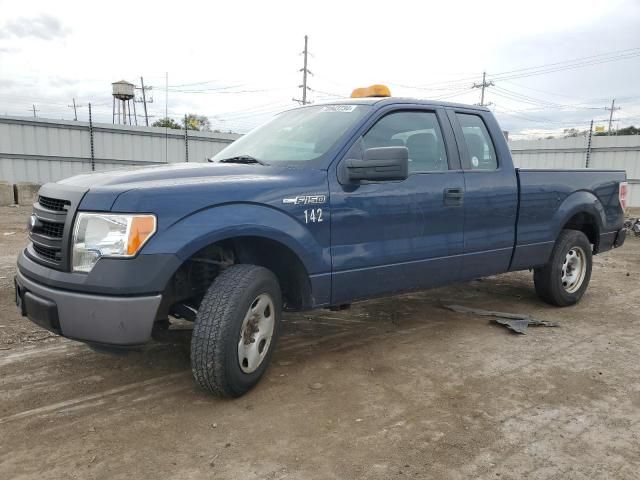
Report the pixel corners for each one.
[1,0,639,138]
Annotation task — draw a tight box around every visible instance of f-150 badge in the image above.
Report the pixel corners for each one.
[282,195,326,205]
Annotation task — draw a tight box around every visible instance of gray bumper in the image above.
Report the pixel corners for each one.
[15,270,162,346]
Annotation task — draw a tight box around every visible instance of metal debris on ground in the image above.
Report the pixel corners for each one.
[623,218,640,237]
[444,304,558,334]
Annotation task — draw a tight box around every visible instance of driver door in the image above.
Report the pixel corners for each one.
[329,107,465,304]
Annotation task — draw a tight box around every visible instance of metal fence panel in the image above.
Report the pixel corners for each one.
[509,135,640,207]
[2,115,639,207]
[0,116,239,184]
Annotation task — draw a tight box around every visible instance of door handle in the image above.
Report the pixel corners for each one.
[444,187,464,205]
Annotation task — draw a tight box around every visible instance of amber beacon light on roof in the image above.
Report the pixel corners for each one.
[350,84,392,98]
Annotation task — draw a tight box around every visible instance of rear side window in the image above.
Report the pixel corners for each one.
[456,113,497,170]
[362,111,449,173]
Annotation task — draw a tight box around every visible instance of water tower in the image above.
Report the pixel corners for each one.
[112,80,137,125]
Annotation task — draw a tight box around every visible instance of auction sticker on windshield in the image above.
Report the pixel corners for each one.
[319,105,357,113]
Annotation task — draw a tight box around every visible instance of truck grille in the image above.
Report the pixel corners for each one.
[39,220,64,238]
[27,189,83,271]
[38,196,70,212]
[33,244,62,261]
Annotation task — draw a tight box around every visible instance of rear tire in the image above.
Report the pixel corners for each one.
[534,229,592,307]
[191,264,282,397]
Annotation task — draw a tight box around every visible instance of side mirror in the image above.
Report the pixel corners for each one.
[345,146,409,182]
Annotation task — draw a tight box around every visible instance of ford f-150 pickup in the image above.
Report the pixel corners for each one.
[15,86,628,397]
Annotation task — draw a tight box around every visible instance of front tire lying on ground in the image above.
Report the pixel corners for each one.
[191,264,282,397]
[534,229,593,307]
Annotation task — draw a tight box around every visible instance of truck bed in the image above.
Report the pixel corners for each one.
[511,168,626,270]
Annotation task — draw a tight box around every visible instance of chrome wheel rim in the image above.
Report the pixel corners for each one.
[561,246,587,293]
[238,293,275,374]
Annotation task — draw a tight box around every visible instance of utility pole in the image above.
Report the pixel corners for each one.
[132,97,138,126]
[68,98,81,121]
[606,99,620,136]
[293,35,312,105]
[31,104,39,118]
[140,76,149,126]
[472,71,494,106]
[302,35,309,105]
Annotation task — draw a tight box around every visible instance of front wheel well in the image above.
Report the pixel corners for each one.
[161,236,312,318]
[230,236,312,311]
[562,212,600,253]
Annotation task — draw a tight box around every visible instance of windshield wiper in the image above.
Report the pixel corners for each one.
[215,155,268,166]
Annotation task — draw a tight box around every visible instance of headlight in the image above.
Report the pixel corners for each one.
[72,213,157,273]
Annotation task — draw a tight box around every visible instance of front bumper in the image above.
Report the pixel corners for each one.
[15,269,162,346]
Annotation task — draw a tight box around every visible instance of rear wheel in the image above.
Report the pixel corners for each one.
[190,264,281,397]
[534,229,592,307]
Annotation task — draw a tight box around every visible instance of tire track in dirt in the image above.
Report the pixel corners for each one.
[0,372,187,425]
[4,292,634,429]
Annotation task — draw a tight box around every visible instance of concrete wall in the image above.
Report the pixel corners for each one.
[509,135,640,207]
[0,116,240,184]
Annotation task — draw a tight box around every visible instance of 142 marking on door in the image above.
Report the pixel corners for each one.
[303,209,323,223]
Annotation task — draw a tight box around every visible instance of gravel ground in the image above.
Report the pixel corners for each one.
[0,205,639,479]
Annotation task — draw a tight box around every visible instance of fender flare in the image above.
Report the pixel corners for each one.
[142,203,330,275]
[550,190,605,242]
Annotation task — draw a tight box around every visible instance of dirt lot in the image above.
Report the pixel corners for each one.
[1,205,639,480]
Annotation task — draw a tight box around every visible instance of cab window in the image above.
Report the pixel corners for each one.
[456,113,498,170]
[361,111,449,173]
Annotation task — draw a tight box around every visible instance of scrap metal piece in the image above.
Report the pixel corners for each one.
[491,318,531,334]
[623,218,640,237]
[445,304,558,335]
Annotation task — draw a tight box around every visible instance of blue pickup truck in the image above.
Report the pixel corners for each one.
[15,88,629,397]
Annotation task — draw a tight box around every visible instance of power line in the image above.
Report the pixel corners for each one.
[167,79,226,88]
[490,85,615,112]
[431,88,474,101]
[308,88,346,98]
[488,48,640,79]
[499,79,577,99]
[392,46,640,92]
[489,51,640,82]
[158,86,284,94]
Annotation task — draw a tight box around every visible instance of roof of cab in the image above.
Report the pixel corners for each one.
[315,96,490,112]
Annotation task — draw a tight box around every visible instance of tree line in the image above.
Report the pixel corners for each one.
[152,114,234,134]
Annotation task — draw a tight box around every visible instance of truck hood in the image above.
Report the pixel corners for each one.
[66,162,329,223]
[59,162,286,189]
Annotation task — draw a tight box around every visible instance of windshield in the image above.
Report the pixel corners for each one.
[212,104,370,166]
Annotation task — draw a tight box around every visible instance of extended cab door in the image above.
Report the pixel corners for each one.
[446,108,518,280]
[328,107,465,304]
